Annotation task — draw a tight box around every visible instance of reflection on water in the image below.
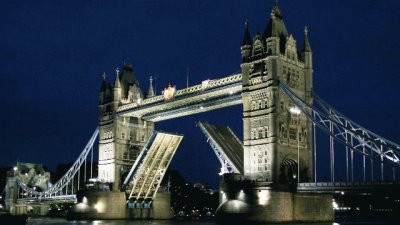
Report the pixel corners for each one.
[27,218,216,225]
[27,218,395,225]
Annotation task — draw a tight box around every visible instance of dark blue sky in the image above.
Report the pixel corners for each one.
[1,0,400,187]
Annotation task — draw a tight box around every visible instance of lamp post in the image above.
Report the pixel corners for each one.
[290,107,301,183]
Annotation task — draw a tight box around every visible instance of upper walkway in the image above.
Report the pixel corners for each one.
[297,182,400,193]
[116,73,242,121]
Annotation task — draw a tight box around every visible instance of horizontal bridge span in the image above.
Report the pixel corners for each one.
[297,182,400,193]
[17,195,76,204]
[116,74,242,121]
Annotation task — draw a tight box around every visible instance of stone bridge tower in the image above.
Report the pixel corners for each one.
[241,6,313,183]
[98,64,154,190]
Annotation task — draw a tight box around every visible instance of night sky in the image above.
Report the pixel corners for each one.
[1,0,400,188]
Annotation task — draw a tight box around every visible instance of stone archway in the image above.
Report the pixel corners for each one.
[279,158,298,183]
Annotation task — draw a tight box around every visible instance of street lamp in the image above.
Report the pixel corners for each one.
[290,106,301,183]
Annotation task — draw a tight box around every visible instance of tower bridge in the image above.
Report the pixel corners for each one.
[4,3,400,223]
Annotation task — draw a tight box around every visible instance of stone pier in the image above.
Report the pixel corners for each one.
[216,175,334,223]
[68,190,173,220]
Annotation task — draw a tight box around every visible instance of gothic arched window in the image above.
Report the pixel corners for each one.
[264,126,269,138]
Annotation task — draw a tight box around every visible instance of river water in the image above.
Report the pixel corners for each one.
[26,218,395,225]
[27,218,214,225]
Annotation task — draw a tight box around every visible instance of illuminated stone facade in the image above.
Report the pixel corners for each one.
[97,6,314,190]
[241,6,313,182]
[98,64,154,190]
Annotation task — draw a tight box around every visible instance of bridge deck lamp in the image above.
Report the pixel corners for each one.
[289,107,301,115]
[290,106,301,183]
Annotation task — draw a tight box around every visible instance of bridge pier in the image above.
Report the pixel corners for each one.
[216,174,334,223]
[5,177,18,212]
[68,190,173,220]
[12,204,49,216]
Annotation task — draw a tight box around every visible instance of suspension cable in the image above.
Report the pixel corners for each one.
[279,81,400,172]
[16,128,98,197]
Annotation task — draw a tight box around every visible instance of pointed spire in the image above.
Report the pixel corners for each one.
[114,67,121,88]
[148,76,155,98]
[99,72,107,92]
[302,26,312,52]
[242,20,252,46]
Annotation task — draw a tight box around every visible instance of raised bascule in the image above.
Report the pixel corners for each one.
[5,4,400,223]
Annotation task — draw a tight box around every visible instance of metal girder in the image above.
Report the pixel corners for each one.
[279,81,400,167]
[16,128,99,197]
[197,122,243,175]
[144,93,242,122]
[116,74,242,121]
[126,132,183,200]
[121,131,158,190]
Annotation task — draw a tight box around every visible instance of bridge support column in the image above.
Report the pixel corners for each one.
[216,175,334,223]
[68,189,173,220]
[5,177,18,213]
[151,192,174,219]
[69,190,127,219]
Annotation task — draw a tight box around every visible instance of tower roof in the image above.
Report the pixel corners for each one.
[242,20,252,46]
[302,26,312,52]
[263,6,289,39]
[117,63,142,99]
[119,63,138,86]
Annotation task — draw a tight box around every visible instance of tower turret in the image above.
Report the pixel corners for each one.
[99,73,107,105]
[241,20,252,62]
[302,26,313,102]
[113,68,121,110]
[263,6,289,55]
[148,76,155,98]
[302,26,312,68]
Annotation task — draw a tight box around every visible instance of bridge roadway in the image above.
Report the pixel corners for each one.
[16,195,76,204]
[116,73,242,121]
[126,132,184,200]
[198,122,243,174]
[297,182,400,193]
